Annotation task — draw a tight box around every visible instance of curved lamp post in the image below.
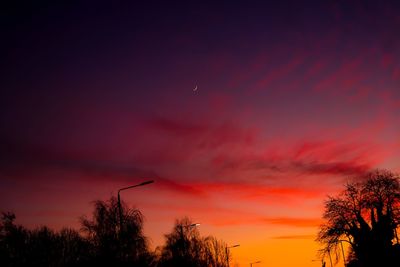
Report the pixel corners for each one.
[250,260,261,267]
[117,180,154,232]
[226,244,240,267]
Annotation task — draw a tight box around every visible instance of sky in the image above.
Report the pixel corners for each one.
[1,1,400,266]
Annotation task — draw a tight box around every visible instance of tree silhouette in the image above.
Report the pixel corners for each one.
[2,201,230,267]
[0,212,89,267]
[80,196,152,266]
[0,212,29,266]
[201,236,231,267]
[158,217,229,267]
[317,169,400,267]
[57,228,91,266]
[158,217,202,267]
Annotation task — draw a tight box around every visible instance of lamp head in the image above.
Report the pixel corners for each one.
[139,180,154,186]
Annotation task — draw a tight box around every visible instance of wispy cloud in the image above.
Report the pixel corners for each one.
[253,56,305,91]
[211,139,378,183]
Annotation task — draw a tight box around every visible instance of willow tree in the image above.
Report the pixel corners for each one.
[317,170,400,267]
[80,196,152,266]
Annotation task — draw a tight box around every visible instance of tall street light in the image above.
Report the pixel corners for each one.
[226,244,240,267]
[180,223,200,237]
[250,260,261,267]
[117,180,154,232]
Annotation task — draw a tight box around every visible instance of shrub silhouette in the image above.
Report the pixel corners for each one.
[0,212,89,267]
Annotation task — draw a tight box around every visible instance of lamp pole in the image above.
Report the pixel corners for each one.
[117,180,154,232]
[226,244,240,267]
[250,260,261,267]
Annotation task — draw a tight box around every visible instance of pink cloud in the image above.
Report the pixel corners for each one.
[313,57,364,92]
[380,53,394,69]
[348,86,375,102]
[210,139,378,183]
[145,117,207,137]
[303,59,329,81]
[155,177,205,196]
[2,109,386,196]
[131,116,258,166]
[392,67,400,80]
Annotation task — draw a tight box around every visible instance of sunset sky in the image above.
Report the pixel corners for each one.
[1,1,400,266]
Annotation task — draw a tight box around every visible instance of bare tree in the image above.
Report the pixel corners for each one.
[317,169,400,267]
[158,217,229,267]
[80,196,152,266]
[201,236,230,267]
[158,217,202,267]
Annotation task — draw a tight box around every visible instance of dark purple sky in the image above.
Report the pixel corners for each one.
[1,1,400,266]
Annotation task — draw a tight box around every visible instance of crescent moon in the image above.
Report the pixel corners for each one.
[193,85,198,91]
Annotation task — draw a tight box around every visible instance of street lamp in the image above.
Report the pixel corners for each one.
[226,244,240,267]
[179,223,200,235]
[250,260,261,267]
[117,180,154,232]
